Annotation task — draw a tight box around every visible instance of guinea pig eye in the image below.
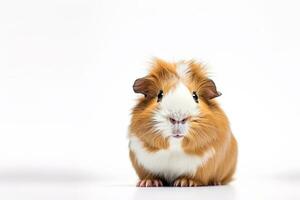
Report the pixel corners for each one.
[157,90,163,102]
[192,91,199,103]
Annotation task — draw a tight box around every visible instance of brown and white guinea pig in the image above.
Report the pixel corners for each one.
[128,58,237,187]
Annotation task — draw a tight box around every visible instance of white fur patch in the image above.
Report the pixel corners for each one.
[129,136,215,183]
[176,62,189,79]
[153,82,199,137]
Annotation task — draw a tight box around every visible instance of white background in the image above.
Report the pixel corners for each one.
[0,0,300,199]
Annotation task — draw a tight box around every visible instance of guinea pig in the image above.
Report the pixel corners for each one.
[128,58,237,187]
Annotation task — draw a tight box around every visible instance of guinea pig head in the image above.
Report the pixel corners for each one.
[131,59,222,146]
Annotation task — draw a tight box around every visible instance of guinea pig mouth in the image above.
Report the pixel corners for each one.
[172,130,185,138]
[172,134,184,138]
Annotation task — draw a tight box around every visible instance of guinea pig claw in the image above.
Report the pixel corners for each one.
[137,179,163,187]
[146,180,152,187]
[173,178,201,187]
[157,180,163,186]
[137,180,146,187]
[153,180,159,187]
[212,181,222,186]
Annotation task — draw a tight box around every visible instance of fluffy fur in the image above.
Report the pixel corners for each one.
[130,136,216,183]
[128,58,237,187]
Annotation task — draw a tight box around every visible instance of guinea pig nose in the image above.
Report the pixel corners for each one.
[169,117,177,125]
[169,117,190,124]
[180,117,189,124]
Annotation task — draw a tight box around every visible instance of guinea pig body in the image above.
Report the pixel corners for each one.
[128,59,237,187]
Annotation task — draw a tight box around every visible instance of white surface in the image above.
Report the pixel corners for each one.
[1,0,300,199]
[0,176,300,200]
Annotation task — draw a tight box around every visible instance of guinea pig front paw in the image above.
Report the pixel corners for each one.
[136,179,163,187]
[212,181,222,186]
[173,178,202,187]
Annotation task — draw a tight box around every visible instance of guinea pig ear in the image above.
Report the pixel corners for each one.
[133,76,157,99]
[201,79,222,100]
